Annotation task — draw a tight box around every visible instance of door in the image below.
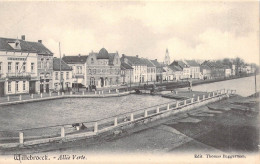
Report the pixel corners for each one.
[40,84,44,93]
[66,83,69,92]
[29,81,36,94]
[0,82,4,97]
[100,77,104,87]
[45,84,49,93]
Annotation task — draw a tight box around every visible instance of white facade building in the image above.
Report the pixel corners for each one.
[0,37,40,96]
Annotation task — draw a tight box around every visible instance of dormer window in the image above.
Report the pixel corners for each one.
[91,58,94,64]
[8,40,21,50]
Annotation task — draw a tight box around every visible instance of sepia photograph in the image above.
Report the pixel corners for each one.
[0,0,259,163]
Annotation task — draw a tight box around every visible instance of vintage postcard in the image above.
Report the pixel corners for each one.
[0,0,259,163]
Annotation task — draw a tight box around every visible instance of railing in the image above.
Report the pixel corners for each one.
[0,88,235,148]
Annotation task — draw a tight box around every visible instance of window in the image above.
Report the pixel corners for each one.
[22,62,26,72]
[31,63,34,73]
[66,72,69,80]
[77,66,82,74]
[8,62,12,73]
[41,58,44,69]
[61,72,64,80]
[55,72,59,80]
[16,81,19,92]
[46,59,49,69]
[15,62,19,73]
[8,81,11,92]
[0,62,2,74]
[23,81,26,91]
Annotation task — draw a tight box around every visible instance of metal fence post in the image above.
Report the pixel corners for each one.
[40,93,43,98]
[19,95,22,101]
[167,104,170,110]
[82,91,85,95]
[184,100,187,105]
[7,96,10,101]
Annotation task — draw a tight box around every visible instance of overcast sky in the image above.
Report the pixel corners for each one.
[0,1,259,64]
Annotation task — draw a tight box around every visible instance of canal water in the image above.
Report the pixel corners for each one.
[192,75,260,97]
[0,76,259,131]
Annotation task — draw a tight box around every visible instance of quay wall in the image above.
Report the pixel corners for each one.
[0,90,134,106]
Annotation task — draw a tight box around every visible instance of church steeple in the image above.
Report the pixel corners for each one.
[164,48,171,65]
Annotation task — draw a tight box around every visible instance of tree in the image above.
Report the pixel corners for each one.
[232,57,245,76]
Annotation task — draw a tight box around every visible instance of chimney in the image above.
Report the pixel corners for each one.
[155,59,157,61]
[21,35,25,40]
[38,40,42,43]
[136,55,139,58]
[122,54,125,57]
[78,54,81,57]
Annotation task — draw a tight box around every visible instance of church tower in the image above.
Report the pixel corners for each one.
[164,48,171,65]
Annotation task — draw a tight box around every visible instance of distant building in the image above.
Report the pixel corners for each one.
[121,55,148,83]
[120,61,133,85]
[163,48,171,65]
[0,36,52,96]
[62,55,88,89]
[85,48,121,88]
[32,39,53,93]
[150,59,163,83]
[224,65,232,77]
[143,58,156,82]
[52,58,73,92]
[171,61,190,79]
[168,64,183,81]
[184,60,200,79]
[201,61,225,78]
[200,65,211,80]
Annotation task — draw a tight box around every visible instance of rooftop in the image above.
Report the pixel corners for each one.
[0,37,53,55]
[53,58,72,71]
[121,62,133,70]
[185,60,200,67]
[62,55,88,64]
